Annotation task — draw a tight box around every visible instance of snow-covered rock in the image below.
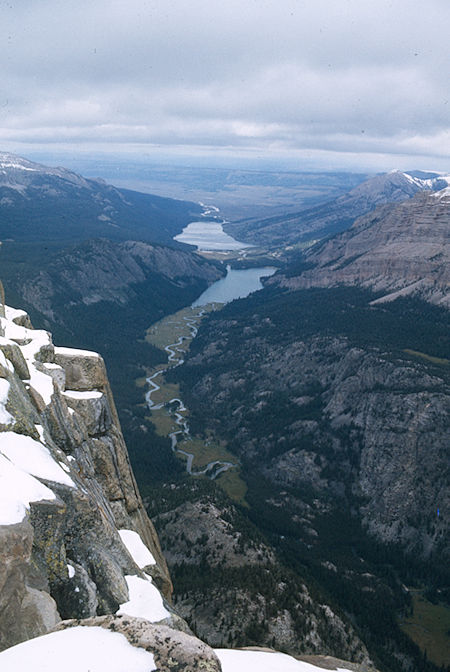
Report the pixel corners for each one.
[0,297,172,650]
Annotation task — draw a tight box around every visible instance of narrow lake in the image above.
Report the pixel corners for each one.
[175,214,276,306]
[174,220,251,251]
[193,266,277,306]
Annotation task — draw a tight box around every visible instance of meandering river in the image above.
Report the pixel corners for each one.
[145,313,235,478]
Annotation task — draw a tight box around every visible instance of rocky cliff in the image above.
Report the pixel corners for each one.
[8,237,223,325]
[0,287,179,651]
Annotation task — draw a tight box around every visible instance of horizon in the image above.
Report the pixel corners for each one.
[0,1,448,174]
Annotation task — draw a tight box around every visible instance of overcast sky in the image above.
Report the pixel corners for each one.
[0,0,448,171]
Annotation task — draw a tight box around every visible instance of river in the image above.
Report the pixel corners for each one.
[145,311,236,479]
[145,210,276,477]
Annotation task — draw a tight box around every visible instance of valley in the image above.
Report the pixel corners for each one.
[0,154,448,672]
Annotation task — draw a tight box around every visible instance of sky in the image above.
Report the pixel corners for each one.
[0,0,449,172]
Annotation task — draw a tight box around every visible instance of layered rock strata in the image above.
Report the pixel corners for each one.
[273,188,450,307]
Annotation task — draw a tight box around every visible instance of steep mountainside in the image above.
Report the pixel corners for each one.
[271,187,450,307]
[1,236,224,488]
[0,291,377,672]
[225,170,450,247]
[2,237,223,326]
[168,285,449,672]
[0,152,201,245]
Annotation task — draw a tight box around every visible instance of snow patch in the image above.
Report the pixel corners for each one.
[55,346,100,358]
[0,453,56,525]
[4,306,28,322]
[215,649,353,672]
[34,424,45,443]
[0,379,13,425]
[0,320,55,405]
[0,626,156,672]
[0,431,75,488]
[117,574,170,622]
[431,186,450,200]
[63,390,103,400]
[119,529,156,567]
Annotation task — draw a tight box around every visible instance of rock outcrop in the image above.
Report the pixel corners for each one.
[0,299,175,650]
[54,616,222,671]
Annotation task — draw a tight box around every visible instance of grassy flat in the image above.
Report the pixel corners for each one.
[400,591,450,667]
[150,413,179,437]
[150,381,181,407]
[142,302,248,503]
[404,349,449,366]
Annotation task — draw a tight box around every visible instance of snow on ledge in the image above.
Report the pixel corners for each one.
[0,626,156,672]
[0,431,75,488]
[215,649,354,672]
[117,574,170,622]
[0,379,14,426]
[4,306,28,322]
[63,390,103,400]
[0,453,56,525]
[119,529,156,567]
[54,346,100,358]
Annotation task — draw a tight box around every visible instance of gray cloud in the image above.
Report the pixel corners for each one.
[0,0,448,170]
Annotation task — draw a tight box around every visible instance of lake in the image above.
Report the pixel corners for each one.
[174,220,251,251]
[193,266,277,306]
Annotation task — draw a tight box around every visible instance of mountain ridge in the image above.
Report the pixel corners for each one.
[0,151,201,245]
[269,187,450,307]
[225,170,450,247]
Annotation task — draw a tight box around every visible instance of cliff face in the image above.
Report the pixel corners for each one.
[180,327,449,561]
[0,289,175,651]
[4,238,223,326]
[273,189,450,307]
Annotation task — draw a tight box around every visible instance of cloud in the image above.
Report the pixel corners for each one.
[0,0,448,169]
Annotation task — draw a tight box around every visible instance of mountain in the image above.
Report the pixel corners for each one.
[0,293,375,672]
[224,170,450,247]
[1,236,225,490]
[169,285,449,672]
[2,237,223,327]
[0,152,201,245]
[162,188,450,671]
[271,186,450,307]
[0,153,447,670]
